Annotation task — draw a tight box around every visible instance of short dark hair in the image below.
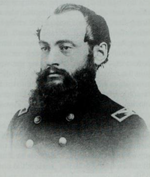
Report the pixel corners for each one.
[37,4,111,63]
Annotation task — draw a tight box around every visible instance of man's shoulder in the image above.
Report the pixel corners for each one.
[8,94,148,137]
[97,94,147,132]
[9,95,147,129]
[8,106,31,132]
[110,107,147,134]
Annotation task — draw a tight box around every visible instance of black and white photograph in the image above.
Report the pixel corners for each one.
[0,0,150,176]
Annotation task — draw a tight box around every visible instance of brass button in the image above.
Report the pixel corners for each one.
[34,116,42,124]
[59,137,67,146]
[66,113,75,122]
[26,139,34,148]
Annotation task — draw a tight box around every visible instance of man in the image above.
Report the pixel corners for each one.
[7,3,148,171]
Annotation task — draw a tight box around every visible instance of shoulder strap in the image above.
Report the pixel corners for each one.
[18,106,29,117]
[111,108,136,122]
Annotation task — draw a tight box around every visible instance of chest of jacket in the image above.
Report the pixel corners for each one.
[12,111,118,160]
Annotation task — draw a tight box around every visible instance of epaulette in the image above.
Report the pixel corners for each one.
[111,108,136,122]
[18,106,29,117]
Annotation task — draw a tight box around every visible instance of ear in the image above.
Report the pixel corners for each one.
[93,42,108,66]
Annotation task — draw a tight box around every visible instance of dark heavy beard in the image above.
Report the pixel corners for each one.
[29,56,96,119]
[36,66,78,96]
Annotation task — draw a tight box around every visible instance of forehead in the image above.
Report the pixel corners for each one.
[40,11,87,44]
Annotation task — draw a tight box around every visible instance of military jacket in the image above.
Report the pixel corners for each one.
[7,82,148,171]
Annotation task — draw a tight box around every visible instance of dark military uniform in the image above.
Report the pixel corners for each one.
[7,81,148,171]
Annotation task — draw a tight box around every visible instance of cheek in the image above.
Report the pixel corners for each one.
[40,59,46,70]
[71,46,89,69]
[40,55,48,70]
[65,56,87,74]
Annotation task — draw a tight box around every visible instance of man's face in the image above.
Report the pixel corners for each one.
[39,11,90,85]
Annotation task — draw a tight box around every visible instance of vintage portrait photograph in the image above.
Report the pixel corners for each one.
[0,0,150,176]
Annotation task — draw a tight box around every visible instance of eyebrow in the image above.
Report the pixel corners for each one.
[39,40,77,47]
[39,40,49,45]
[55,40,77,47]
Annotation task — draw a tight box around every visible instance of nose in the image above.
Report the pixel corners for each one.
[46,48,61,67]
[46,63,59,69]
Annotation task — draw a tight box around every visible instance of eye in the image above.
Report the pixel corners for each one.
[60,45,71,50]
[41,46,50,52]
[63,46,70,50]
[59,45,72,54]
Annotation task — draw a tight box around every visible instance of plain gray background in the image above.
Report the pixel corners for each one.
[0,0,150,136]
[0,0,150,176]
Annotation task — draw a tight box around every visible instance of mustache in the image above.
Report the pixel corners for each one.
[36,65,78,94]
[37,65,70,79]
